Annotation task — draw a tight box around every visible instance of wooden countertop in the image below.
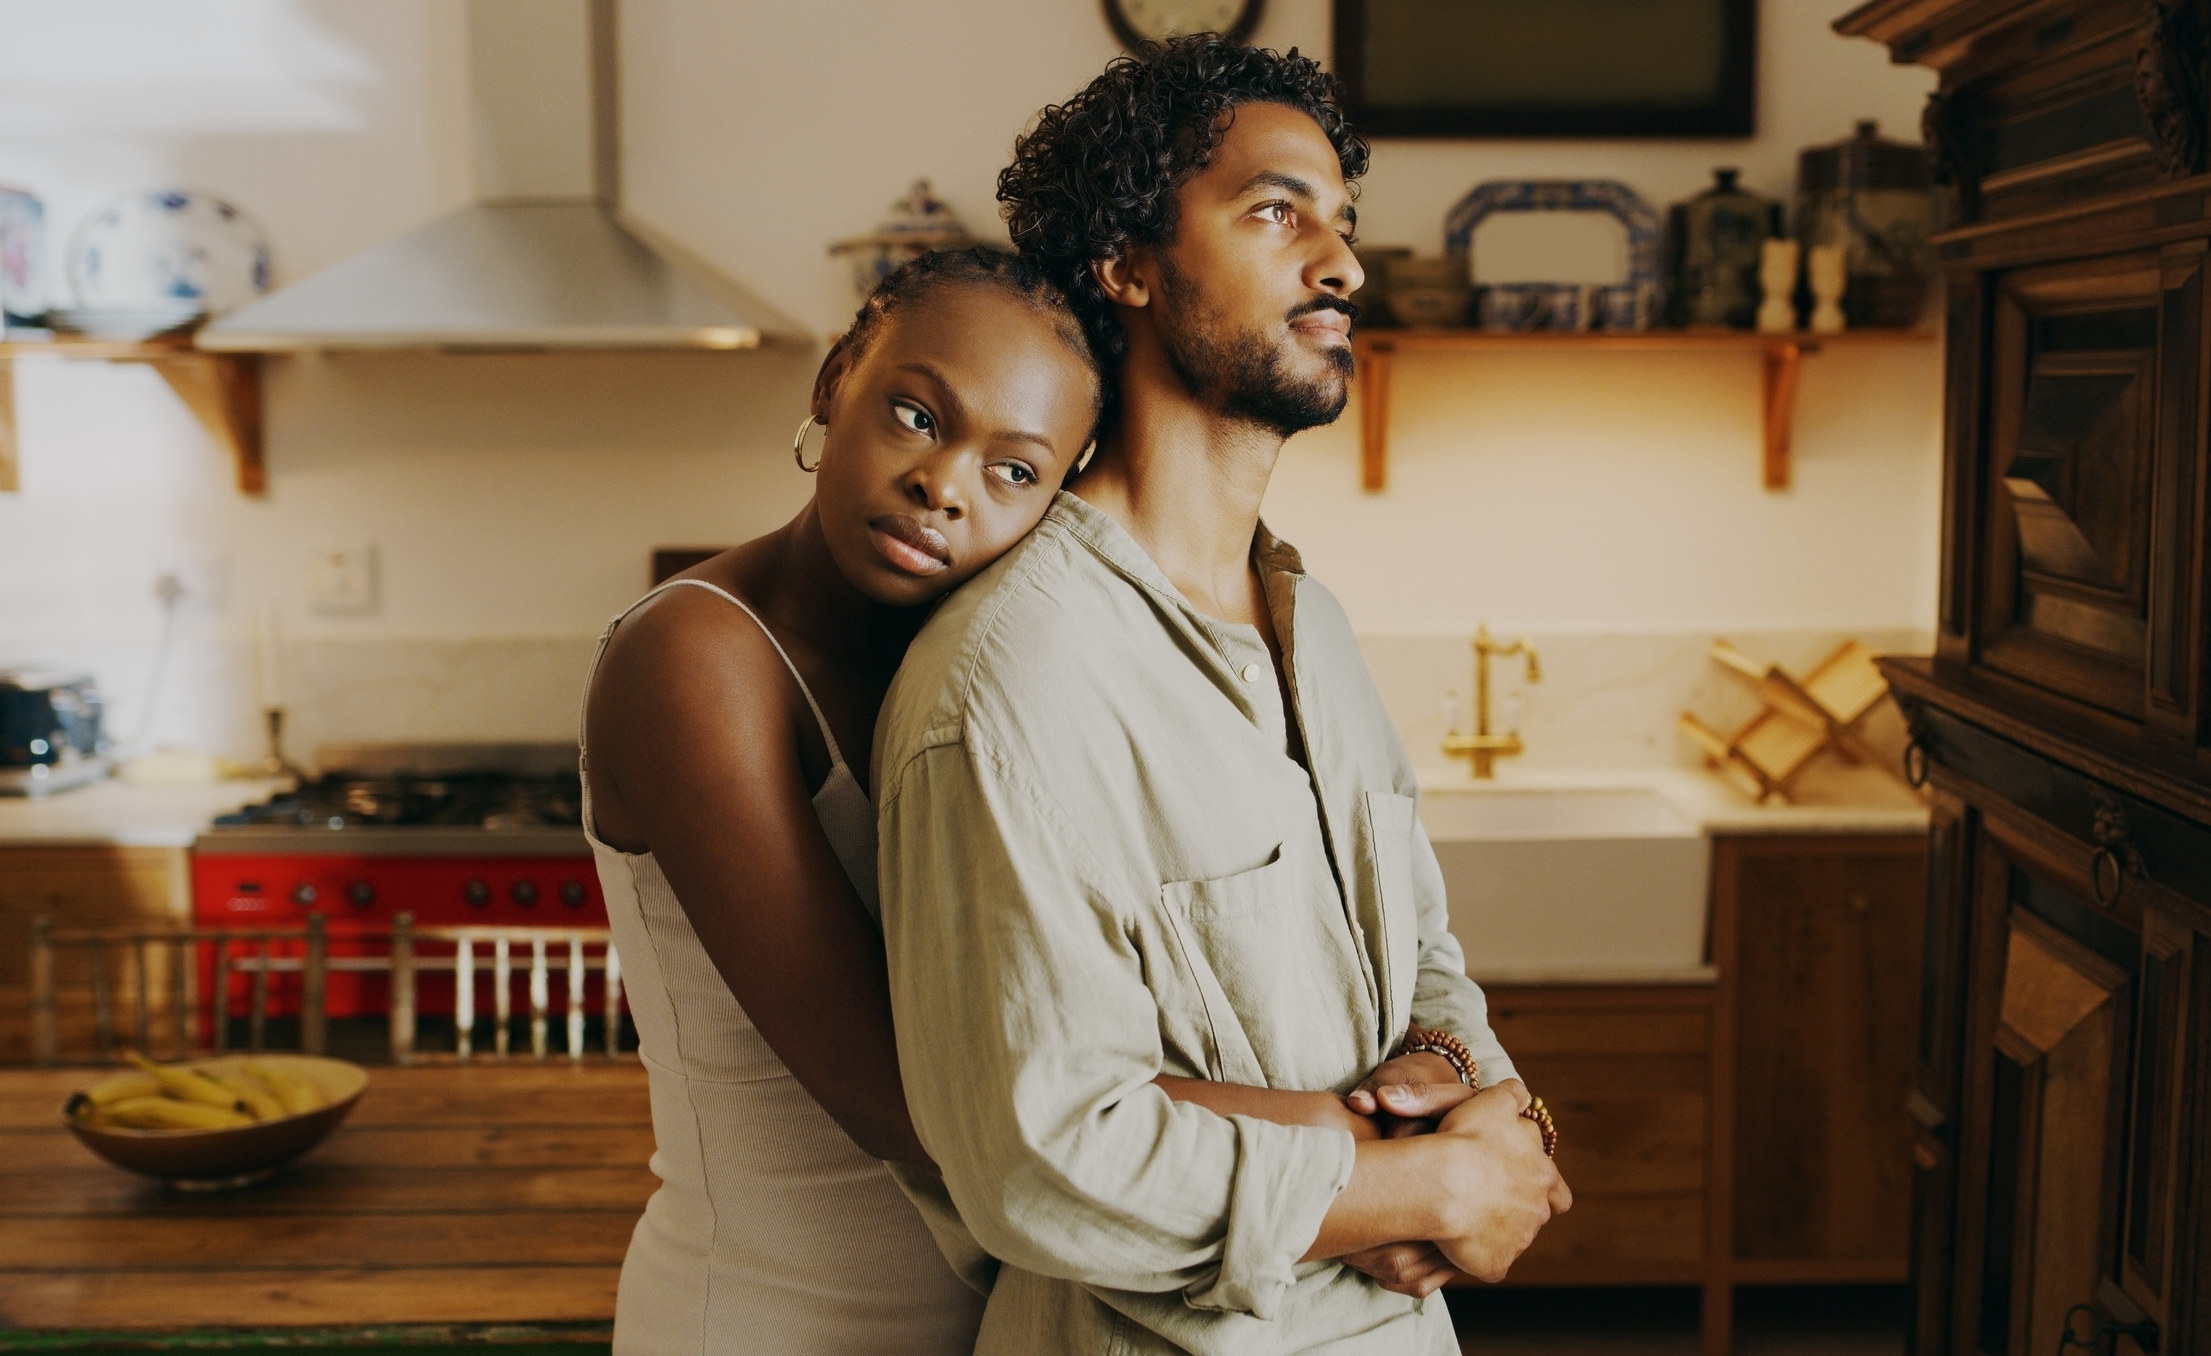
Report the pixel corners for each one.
[0,1063,652,1347]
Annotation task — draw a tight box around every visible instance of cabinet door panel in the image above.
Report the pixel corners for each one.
[1730,837,1924,1264]
[2148,245,2203,729]
[2119,912,2192,1325]
[1956,846,2134,1356]
[1978,253,2164,719]
[1911,797,1975,1356]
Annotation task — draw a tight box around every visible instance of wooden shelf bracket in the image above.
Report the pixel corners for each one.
[145,352,265,496]
[0,361,16,493]
[0,340,264,496]
[1761,340,1806,491]
[1359,336,1396,492]
[1350,329,1930,494]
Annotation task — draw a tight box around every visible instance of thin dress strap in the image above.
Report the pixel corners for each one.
[581,577,849,770]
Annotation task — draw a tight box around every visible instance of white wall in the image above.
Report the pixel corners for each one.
[0,0,1937,762]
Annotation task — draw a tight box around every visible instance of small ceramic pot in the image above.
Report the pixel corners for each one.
[1476,282,1585,332]
[1385,256,1472,328]
[1350,245,1413,328]
[1589,283,1657,332]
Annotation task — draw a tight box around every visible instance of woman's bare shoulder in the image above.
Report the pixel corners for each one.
[594,580,792,707]
[585,578,809,841]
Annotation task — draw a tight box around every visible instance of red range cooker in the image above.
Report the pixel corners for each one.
[192,743,607,1021]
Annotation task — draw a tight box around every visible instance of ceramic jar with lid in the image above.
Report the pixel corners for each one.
[1664,168,1781,329]
[1795,121,1937,329]
[829,180,975,306]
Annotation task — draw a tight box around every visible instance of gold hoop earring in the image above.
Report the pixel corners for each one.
[792,415,824,473]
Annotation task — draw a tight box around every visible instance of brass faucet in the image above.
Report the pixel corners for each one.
[1443,625,1541,778]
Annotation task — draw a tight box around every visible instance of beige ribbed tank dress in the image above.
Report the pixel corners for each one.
[581,579,984,1356]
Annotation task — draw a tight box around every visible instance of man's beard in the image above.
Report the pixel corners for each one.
[1156,257,1352,439]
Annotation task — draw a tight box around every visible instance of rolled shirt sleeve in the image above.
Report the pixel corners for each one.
[877,739,1357,1319]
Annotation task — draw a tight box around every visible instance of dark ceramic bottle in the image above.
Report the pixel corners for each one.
[1665,168,1782,329]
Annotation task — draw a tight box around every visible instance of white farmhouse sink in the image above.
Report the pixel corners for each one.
[1420,783,1711,979]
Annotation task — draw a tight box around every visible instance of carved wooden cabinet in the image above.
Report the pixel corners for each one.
[1839,1,2211,1352]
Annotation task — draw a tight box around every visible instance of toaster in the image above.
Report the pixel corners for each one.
[0,668,110,795]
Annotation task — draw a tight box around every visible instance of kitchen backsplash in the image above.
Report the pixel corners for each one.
[1362,626,1931,777]
[10,627,1931,782]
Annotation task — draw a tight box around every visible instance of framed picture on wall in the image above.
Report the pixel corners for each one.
[1332,0,1756,138]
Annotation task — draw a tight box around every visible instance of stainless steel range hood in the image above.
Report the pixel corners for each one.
[199,0,800,353]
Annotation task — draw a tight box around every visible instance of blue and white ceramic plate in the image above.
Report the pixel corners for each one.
[46,304,204,341]
[68,189,271,313]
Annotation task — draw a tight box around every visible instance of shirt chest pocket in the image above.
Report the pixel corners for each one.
[1156,848,1296,1087]
[1355,791,1422,1041]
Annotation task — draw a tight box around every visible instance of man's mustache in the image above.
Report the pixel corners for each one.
[1288,296,1359,326]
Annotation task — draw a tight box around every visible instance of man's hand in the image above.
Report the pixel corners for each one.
[1346,1052,1469,1137]
[1425,1083,1572,1284]
[1338,1080,1476,1295]
[1342,1241,1460,1298]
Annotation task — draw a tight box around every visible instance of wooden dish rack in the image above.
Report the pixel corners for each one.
[1678,638,1902,803]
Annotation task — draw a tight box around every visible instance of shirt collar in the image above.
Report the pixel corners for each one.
[1048,491,1311,608]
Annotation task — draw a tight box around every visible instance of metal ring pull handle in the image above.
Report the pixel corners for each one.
[2090,846,2125,909]
[1902,738,1931,789]
[2058,1302,2157,1354]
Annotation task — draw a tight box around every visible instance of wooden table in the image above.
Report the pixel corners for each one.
[0,1064,654,1352]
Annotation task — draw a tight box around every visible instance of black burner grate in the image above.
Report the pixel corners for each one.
[215,771,584,831]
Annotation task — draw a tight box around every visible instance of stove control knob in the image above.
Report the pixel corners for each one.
[347,881,376,909]
[511,879,539,907]
[559,880,588,908]
[463,879,490,908]
[292,883,318,906]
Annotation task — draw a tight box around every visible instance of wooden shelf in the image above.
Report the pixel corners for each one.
[1352,328,1937,493]
[0,334,263,495]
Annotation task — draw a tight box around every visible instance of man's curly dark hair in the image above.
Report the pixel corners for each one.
[997,37,1368,397]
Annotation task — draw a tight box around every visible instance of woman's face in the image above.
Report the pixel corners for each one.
[812,287,1097,607]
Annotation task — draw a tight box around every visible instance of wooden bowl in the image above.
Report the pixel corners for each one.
[61,1055,369,1190]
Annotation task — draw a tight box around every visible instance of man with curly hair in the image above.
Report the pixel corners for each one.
[873,37,1570,1353]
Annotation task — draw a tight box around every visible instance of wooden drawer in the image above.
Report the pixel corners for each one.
[1508,1191,1706,1285]
[1483,986,1712,1285]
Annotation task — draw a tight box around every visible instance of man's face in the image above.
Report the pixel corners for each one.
[1146,100,1363,438]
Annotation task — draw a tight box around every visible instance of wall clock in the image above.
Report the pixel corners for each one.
[1103,0,1263,49]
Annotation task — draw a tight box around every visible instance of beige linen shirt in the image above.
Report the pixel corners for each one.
[875,493,1517,1355]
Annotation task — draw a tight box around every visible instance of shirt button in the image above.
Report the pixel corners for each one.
[1240,662,1264,683]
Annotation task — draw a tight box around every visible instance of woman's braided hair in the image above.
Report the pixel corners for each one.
[838,245,1098,396]
[996,36,1368,413]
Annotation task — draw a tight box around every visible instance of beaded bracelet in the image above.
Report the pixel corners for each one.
[1520,1096,1559,1158]
[1402,1024,1481,1090]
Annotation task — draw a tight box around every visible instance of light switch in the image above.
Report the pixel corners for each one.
[308,544,379,615]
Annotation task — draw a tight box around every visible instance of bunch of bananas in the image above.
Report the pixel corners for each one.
[67,1053,328,1132]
